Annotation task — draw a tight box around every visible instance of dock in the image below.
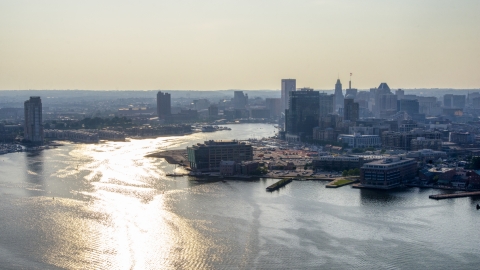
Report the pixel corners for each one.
[429,191,480,200]
[266,178,293,192]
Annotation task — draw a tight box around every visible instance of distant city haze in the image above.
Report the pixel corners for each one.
[1,0,479,90]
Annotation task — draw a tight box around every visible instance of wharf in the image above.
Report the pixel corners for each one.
[326,179,358,188]
[266,178,293,192]
[429,191,480,200]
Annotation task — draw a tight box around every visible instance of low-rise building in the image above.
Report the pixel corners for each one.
[313,155,367,171]
[360,156,417,189]
[338,133,381,148]
[406,149,447,162]
[236,161,259,175]
[219,161,236,176]
[449,132,475,144]
[187,140,253,171]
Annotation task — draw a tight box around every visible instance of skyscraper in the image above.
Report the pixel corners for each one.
[397,99,419,116]
[319,93,334,117]
[233,91,248,109]
[334,79,344,111]
[281,79,296,113]
[285,89,320,141]
[344,95,359,122]
[24,96,43,144]
[157,91,171,118]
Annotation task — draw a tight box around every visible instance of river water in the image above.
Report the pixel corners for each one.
[0,123,479,269]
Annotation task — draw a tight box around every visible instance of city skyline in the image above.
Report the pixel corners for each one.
[1,0,479,90]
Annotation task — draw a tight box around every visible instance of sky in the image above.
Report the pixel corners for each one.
[1,0,479,90]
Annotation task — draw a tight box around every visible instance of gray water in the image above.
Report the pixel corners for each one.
[0,123,479,269]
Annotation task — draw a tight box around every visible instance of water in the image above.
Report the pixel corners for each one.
[0,123,479,269]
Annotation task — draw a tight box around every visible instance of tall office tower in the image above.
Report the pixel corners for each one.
[24,96,43,144]
[395,89,405,100]
[266,98,282,118]
[345,88,358,98]
[397,99,419,116]
[319,93,334,117]
[285,89,320,140]
[334,79,344,111]
[443,94,466,109]
[157,91,171,118]
[373,82,392,117]
[281,79,296,113]
[344,95,359,122]
[208,105,219,117]
[233,91,248,109]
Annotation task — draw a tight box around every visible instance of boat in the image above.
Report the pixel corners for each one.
[201,126,216,132]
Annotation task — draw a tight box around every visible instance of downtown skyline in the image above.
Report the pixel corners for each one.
[1,0,479,90]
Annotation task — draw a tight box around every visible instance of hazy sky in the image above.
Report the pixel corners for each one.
[1,0,479,90]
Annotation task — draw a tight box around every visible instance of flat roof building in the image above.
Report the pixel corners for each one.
[187,140,253,171]
[338,133,381,148]
[360,156,417,189]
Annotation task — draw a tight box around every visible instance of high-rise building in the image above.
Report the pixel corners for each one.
[395,89,405,100]
[285,89,320,141]
[345,88,358,99]
[24,96,43,144]
[397,99,419,116]
[233,91,248,109]
[334,79,344,111]
[319,93,334,117]
[208,105,218,117]
[281,79,296,113]
[443,94,466,109]
[266,98,282,118]
[344,96,359,122]
[157,91,171,118]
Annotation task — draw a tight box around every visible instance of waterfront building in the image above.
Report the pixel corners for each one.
[312,155,379,171]
[344,96,359,122]
[157,91,171,118]
[266,98,282,118]
[338,133,381,148]
[24,96,44,144]
[233,91,248,110]
[208,105,219,117]
[334,79,344,111]
[360,156,417,189]
[219,161,236,176]
[250,108,270,119]
[187,140,253,171]
[285,89,320,141]
[281,79,296,113]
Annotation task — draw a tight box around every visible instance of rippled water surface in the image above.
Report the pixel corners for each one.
[0,123,479,269]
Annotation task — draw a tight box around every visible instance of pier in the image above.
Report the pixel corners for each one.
[429,191,480,200]
[266,178,293,192]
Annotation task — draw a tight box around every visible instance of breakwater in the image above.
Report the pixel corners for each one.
[429,191,480,200]
[266,178,293,191]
